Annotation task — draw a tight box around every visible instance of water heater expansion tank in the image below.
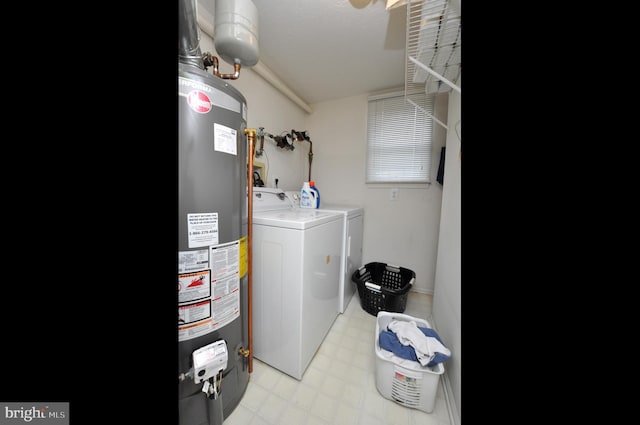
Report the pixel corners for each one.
[214,0,260,67]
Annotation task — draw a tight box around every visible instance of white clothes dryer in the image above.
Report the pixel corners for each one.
[285,191,364,313]
[318,204,364,313]
[251,188,343,380]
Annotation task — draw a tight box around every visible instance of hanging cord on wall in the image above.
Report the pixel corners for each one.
[253,170,265,187]
[307,141,313,182]
[291,130,313,181]
[260,149,269,184]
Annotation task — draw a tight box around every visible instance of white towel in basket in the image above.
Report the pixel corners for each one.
[388,319,451,367]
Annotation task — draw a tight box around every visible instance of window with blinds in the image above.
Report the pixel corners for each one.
[366,91,434,183]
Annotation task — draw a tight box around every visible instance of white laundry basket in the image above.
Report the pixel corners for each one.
[375,311,445,413]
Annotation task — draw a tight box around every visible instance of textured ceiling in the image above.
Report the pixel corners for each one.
[197,0,408,105]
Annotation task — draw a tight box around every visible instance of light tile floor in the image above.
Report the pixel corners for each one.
[225,292,452,425]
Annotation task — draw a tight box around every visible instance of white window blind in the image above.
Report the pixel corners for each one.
[366,92,434,183]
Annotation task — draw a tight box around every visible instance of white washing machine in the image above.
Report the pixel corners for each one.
[251,188,343,380]
[285,192,365,313]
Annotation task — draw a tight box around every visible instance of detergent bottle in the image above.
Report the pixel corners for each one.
[309,181,320,208]
[300,182,315,208]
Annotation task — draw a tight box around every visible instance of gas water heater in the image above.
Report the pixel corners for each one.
[178,0,258,424]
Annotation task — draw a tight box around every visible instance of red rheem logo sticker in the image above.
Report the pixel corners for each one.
[187,90,212,113]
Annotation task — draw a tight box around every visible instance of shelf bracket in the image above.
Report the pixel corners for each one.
[406,98,449,130]
[409,56,461,94]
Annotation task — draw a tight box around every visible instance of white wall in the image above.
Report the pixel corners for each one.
[306,92,448,295]
[432,75,462,424]
[198,29,310,191]
[304,94,368,205]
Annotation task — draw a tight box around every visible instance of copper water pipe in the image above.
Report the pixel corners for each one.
[212,55,241,80]
[244,128,256,374]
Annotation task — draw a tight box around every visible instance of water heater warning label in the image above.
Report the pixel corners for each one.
[178,248,209,273]
[187,213,218,248]
[178,270,211,303]
[214,123,237,156]
[178,240,241,342]
[178,300,211,326]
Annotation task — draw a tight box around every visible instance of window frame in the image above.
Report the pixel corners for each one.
[365,90,435,184]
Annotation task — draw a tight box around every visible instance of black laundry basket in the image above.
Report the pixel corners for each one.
[351,262,415,316]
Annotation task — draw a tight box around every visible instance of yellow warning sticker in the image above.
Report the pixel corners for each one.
[239,235,248,278]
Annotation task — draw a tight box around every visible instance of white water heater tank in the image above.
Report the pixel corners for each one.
[214,0,259,66]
